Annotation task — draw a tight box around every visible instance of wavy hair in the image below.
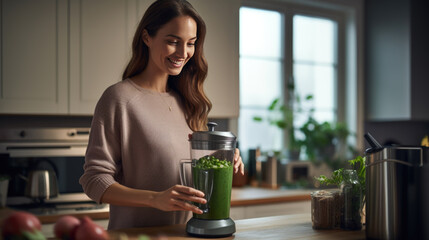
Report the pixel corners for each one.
[122,0,211,131]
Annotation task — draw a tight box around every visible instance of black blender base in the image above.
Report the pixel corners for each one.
[186,218,236,238]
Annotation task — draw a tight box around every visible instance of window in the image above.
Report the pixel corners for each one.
[239,2,357,161]
[292,15,337,130]
[239,8,284,152]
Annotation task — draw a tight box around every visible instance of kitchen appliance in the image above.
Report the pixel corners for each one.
[364,133,429,240]
[0,177,8,207]
[179,122,236,237]
[0,128,106,214]
[24,170,59,201]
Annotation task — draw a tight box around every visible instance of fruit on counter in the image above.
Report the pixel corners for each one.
[54,215,81,240]
[1,211,46,240]
[74,216,109,240]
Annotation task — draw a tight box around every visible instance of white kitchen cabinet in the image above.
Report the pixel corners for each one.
[69,0,137,114]
[1,0,239,117]
[0,0,68,114]
[230,200,311,220]
[0,0,137,115]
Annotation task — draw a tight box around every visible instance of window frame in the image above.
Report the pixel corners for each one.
[239,0,364,152]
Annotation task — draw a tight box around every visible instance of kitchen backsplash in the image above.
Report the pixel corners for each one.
[0,115,230,131]
[0,115,93,128]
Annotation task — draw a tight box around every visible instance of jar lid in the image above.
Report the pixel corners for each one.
[189,122,237,150]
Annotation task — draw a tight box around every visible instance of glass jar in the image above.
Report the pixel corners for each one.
[340,169,362,230]
[311,190,336,229]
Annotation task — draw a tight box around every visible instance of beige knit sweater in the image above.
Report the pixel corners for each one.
[79,78,192,229]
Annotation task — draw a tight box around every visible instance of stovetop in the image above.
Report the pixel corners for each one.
[9,201,108,216]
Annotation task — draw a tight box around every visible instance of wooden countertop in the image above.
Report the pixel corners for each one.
[0,187,312,224]
[109,214,365,240]
[0,207,110,225]
[230,187,311,206]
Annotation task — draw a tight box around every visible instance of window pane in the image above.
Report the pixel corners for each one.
[240,58,282,107]
[294,64,335,123]
[293,15,336,64]
[240,7,282,58]
[239,7,283,157]
[238,108,283,152]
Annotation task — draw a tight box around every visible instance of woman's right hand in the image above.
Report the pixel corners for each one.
[152,185,207,214]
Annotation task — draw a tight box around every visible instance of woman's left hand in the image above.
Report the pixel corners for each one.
[233,148,245,175]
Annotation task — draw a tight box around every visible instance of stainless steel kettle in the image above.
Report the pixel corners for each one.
[24,170,59,200]
[365,133,429,240]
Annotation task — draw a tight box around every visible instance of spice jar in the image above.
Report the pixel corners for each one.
[311,190,337,229]
[340,169,362,230]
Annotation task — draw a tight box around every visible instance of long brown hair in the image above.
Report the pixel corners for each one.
[122,0,211,131]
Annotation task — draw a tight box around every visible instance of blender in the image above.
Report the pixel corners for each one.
[364,133,429,240]
[179,122,236,237]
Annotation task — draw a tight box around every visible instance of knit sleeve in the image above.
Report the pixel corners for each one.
[79,88,122,204]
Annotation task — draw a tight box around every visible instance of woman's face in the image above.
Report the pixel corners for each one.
[145,15,197,76]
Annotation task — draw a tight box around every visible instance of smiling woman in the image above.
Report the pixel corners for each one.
[78,0,245,231]
[141,16,197,76]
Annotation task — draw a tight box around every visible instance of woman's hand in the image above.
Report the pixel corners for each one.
[153,185,207,214]
[234,148,245,175]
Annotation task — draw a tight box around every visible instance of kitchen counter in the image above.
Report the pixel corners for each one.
[230,187,311,206]
[0,206,110,224]
[0,187,313,224]
[109,213,365,240]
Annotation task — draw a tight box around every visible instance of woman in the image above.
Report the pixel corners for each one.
[79,0,244,230]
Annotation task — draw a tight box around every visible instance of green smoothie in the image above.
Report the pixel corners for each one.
[192,155,233,220]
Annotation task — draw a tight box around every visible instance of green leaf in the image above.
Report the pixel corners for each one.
[314,168,344,187]
[305,94,313,100]
[20,231,47,240]
[268,98,280,110]
[253,116,263,122]
[349,156,366,193]
[275,121,287,129]
[138,235,151,240]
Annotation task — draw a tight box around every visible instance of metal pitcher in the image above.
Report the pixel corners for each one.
[365,133,429,240]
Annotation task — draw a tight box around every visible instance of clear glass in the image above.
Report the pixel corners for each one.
[240,7,282,58]
[340,170,362,230]
[311,190,337,229]
[293,15,335,64]
[239,9,339,161]
[293,14,337,129]
[238,108,284,152]
[180,148,235,220]
[239,58,282,107]
[239,7,284,155]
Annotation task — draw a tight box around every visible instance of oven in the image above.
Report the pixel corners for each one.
[0,128,107,215]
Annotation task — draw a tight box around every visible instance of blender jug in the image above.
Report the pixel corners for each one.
[365,133,429,240]
[179,122,236,237]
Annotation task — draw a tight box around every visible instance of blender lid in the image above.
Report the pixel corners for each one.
[364,132,384,154]
[190,122,236,150]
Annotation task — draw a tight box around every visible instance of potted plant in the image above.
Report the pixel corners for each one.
[314,156,365,230]
[299,116,352,169]
[253,83,311,159]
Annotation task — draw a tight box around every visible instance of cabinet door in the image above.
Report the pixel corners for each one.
[0,0,68,114]
[69,0,137,114]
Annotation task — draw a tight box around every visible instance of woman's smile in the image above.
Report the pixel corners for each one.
[144,16,197,76]
[168,57,185,68]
